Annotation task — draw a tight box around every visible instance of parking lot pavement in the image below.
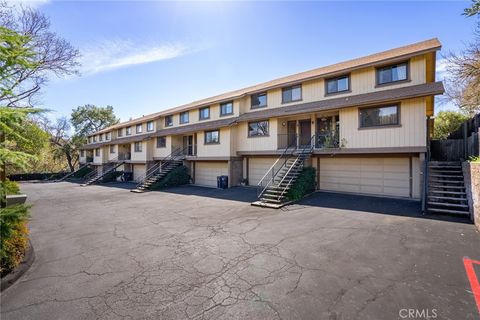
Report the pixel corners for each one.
[1,182,479,319]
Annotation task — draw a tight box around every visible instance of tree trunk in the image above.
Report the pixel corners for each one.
[1,131,6,208]
[66,152,75,172]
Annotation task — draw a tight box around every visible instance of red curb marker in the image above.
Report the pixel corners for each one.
[463,257,480,315]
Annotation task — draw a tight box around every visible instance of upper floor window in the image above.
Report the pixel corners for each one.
[359,104,399,128]
[80,150,85,157]
[147,121,154,132]
[136,124,143,133]
[88,137,92,143]
[180,111,189,124]
[117,128,123,137]
[95,148,100,156]
[251,92,267,109]
[377,62,408,85]
[93,135,97,142]
[126,127,132,135]
[326,75,349,94]
[199,106,210,120]
[99,134,103,142]
[157,136,166,148]
[134,142,142,152]
[220,101,233,116]
[165,115,173,127]
[105,133,110,140]
[110,145,115,153]
[282,85,302,103]
[204,130,220,144]
[248,120,269,137]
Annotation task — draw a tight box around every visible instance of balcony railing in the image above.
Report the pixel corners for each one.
[86,156,93,163]
[118,152,131,161]
[278,131,340,150]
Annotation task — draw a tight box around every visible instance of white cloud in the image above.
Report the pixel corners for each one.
[436,58,451,80]
[6,0,50,8]
[79,40,191,75]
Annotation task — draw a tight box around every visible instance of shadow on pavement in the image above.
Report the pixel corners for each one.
[157,185,258,203]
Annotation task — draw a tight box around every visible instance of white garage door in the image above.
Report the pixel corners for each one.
[133,164,146,182]
[248,157,281,186]
[195,162,228,187]
[319,157,410,197]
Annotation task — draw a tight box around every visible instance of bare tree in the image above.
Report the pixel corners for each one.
[0,3,80,107]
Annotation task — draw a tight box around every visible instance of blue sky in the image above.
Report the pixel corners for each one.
[17,0,478,121]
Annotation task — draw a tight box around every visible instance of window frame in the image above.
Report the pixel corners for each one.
[80,150,85,157]
[358,104,401,129]
[247,120,270,138]
[250,92,267,109]
[126,127,132,136]
[110,145,115,154]
[156,136,166,148]
[146,121,154,132]
[325,74,351,96]
[375,61,410,87]
[134,141,142,152]
[199,106,210,121]
[220,101,234,116]
[204,130,220,145]
[180,111,189,124]
[99,134,103,142]
[117,129,123,137]
[95,148,100,156]
[105,133,110,140]
[165,115,173,127]
[136,124,143,134]
[93,135,97,142]
[281,85,302,104]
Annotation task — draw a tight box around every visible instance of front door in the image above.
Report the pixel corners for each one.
[316,117,332,148]
[287,121,296,147]
[299,120,311,147]
[183,135,194,156]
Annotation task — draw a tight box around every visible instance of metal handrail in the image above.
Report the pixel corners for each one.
[56,163,90,181]
[84,167,98,180]
[277,135,315,200]
[134,145,188,188]
[256,135,299,197]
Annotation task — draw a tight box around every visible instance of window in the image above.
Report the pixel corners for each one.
[326,75,349,94]
[117,129,123,137]
[106,133,110,140]
[251,92,267,109]
[95,148,100,156]
[359,105,399,128]
[88,137,92,143]
[157,136,166,148]
[204,130,220,144]
[110,145,115,153]
[180,111,189,124]
[147,121,154,132]
[377,62,408,85]
[248,120,269,137]
[199,106,210,120]
[93,135,97,142]
[134,142,142,152]
[80,150,85,157]
[165,115,173,127]
[282,85,302,103]
[220,101,233,116]
[136,124,143,133]
[99,134,103,142]
[126,127,132,135]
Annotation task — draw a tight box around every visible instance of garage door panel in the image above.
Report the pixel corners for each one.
[195,162,228,187]
[248,157,280,185]
[319,157,411,198]
[133,164,146,182]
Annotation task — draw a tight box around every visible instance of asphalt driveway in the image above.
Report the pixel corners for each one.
[1,182,479,319]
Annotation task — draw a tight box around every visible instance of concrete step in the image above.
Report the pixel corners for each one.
[429,174,463,178]
[427,195,468,201]
[429,179,464,184]
[260,198,282,203]
[429,190,466,195]
[427,207,470,216]
[427,202,469,208]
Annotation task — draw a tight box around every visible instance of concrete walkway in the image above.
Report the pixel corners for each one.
[1,182,479,319]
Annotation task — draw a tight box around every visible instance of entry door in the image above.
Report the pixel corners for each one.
[183,135,194,156]
[299,120,311,147]
[287,121,296,147]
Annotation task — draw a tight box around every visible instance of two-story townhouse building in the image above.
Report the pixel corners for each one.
[80,38,443,200]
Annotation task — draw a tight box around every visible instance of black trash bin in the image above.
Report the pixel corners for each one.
[122,171,133,182]
[217,175,228,189]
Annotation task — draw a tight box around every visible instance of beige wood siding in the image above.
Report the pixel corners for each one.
[248,157,281,185]
[236,118,279,152]
[131,141,150,162]
[196,128,232,157]
[319,157,415,198]
[108,145,117,161]
[194,162,228,187]
[133,164,146,182]
[339,98,426,148]
[153,136,173,158]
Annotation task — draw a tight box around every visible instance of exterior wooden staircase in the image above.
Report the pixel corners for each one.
[81,159,125,186]
[130,146,187,193]
[426,161,470,216]
[252,136,314,208]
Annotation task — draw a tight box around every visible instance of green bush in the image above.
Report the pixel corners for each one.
[150,165,190,190]
[102,170,123,182]
[0,204,30,276]
[72,165,93,178]
[1,179,20,195]
[286,167,316,201]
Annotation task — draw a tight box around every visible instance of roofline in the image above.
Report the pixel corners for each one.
[88,38,441,136]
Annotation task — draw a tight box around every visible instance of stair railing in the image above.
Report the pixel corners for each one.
[56,163,90,181]
[256,135,299,198]
[277,135,315,200]
[84,167,98,181]
[134,145,188,189]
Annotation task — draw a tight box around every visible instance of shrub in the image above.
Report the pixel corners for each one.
[72,165,93,178]
[0,205,30,277]
[286,167,316,201]
[1,179,20,195]
[102,170,123,182]
[150,165,190,190]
